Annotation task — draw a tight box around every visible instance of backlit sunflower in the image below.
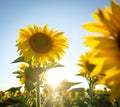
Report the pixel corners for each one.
[18,63,29,84]
[77,51,103,88]
[83,0,120,99]
[77,52,96,76]
[16,63,47,86]
[16,24,68,66]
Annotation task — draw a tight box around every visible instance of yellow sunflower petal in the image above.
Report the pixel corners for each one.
[111,0,120,20]
[99,67,120,100]
[27,24,35,34]
[18,29,31,40]
[92,12,100,20]
[97,9,117,33]
[89,57,105,77]
[34,24,39,32]
[83,22,110,35]
[104,5,112,14]
[43,24,49,33]
[83,36,100,48]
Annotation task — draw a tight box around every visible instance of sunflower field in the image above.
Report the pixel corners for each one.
[1,0,120,107]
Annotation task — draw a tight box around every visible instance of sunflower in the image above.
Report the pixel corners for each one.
[83,0,120,99]
[77,52,96,76]
[17,63,47,86]
[16,24,68,66]
[18,63,29,84]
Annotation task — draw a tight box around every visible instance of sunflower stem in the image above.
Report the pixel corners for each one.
[36,76,41,107]
[87,77,94,107]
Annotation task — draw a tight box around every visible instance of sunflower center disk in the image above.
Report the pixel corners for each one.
[29,33,53,53]
[117,35,120,50]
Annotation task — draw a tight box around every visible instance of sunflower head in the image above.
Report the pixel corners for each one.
[18,63,29,84]
[83,0,120,99]
[77,52,96,77]
[16,24,68,66]
[83,0,120,53]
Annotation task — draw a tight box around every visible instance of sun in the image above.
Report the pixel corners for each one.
[46,68,67,87]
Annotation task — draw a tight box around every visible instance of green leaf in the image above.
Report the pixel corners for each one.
[12,56,25,63]
[12,70,22,74]
[56,81,81,91]
[5,86,22,92]
[25,79,35,92]
[45,62,64,70]
[16,75,22,78]
[76,101,88,107]
[0,98,25,107]
[25,67,45,76]
[25,67,46,82]
[76,73,84,76]
[69,88,85,93]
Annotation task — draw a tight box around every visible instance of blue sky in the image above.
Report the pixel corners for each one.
[0,0,119,90]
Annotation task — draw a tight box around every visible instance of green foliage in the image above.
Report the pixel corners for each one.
[12,56,25,63]
[69,88,85,93]
[25,80,35,92]
[25,67,45,82]
[45,62,64,70]
[3,54,120,107]
[5,86,22,93]
[56,81,81,91]
[0,98,26,107]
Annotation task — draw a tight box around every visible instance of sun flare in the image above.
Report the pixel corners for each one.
[46,67,88,88]
[46,68,67,87]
